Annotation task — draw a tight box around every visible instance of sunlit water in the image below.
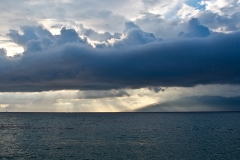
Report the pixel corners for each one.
[0,112,240,159]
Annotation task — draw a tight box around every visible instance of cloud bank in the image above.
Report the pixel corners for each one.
[0,18,240,92]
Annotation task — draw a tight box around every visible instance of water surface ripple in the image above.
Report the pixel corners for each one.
[0,112,240,159]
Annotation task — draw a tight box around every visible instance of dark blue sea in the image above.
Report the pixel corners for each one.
[1,112,240,159]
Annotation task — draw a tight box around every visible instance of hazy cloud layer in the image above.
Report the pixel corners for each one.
[1,85,240,112]
[1,0,240,37]
[76,90,130,99]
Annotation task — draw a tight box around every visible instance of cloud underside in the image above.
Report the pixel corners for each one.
[1,31,240,92]
[135,96,240,112]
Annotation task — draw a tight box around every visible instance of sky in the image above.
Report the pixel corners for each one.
[0,0,240,112]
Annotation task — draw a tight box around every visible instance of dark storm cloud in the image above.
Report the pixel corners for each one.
[135,96,240,112]
[148,87,165,93]
[2,19,240,92]
[77,90,130,99]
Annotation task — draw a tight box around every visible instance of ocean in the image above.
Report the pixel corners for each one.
[1,112,240,159]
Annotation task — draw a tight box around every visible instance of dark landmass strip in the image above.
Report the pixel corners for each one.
[135,96,240,112]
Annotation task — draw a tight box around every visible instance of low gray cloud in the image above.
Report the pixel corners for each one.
[1,18,240,92]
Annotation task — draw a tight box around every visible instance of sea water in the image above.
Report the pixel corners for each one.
[0,112,240,159]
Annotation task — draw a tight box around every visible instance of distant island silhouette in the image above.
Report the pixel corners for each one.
[135,96,240,112]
